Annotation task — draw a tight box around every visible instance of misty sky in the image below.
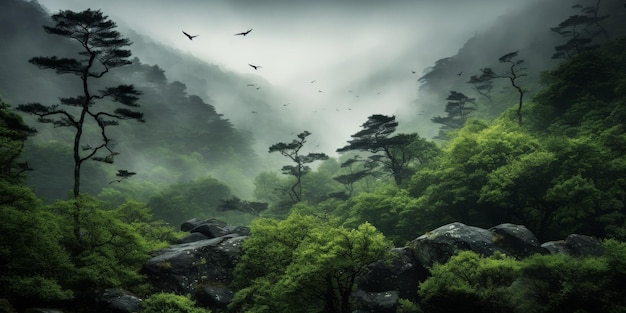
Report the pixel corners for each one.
[37,0,537,155]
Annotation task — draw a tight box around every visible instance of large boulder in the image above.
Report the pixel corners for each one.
[195,286,234,309]
[352,290,399,313]
[94,288,142,313]
[490,223,546,258]
[141,234,247,306]
[541,234,604,257]
[180,218,206,232]
[355,247,426,301]
[185,218,250,239]
[408,222,498,267]
[175,232,210,244]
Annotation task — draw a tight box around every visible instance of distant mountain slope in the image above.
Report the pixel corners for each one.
[403,0,626,138]
[121,29,303,154]
[0,0,269,199]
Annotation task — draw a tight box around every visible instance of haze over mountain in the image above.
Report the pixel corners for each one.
[2,0,624,201]
[34,0,543,154]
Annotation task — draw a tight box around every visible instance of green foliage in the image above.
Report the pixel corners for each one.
[0,182,74,305]
[0,98,35,181]
[140,292,210,313]
[418,251,520,313]
[147,176,233,227]
[230,213,392,313]
[23,140,110,200]
[396,298,422,313]
[48,195,153,291]
[417,241,626,313]
[514,244,626,313]
[114,199,180,249]
[336,186,420,245]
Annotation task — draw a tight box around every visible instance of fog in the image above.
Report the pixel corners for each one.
[37,0,537,156]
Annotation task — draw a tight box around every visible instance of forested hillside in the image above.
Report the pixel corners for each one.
[0,0,265,210]
[2,0,626,312]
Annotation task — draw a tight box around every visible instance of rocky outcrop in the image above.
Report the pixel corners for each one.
[144,219,605,313]
[352,222,604,312]
[141,218,249,309]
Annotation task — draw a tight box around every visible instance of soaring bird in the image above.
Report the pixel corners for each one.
[235,28,253,36]
[249,64,262,70]
[182,31,198,40]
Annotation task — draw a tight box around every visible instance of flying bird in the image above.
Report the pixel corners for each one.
[458,71,463,76]
[411,70,416,74]
[182,31,198,40]
[235,28,253,36]
[310,80,316,83]
[249,64,262,70]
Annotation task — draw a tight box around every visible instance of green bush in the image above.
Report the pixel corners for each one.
[418,251,520,313]
[140,292,209,313]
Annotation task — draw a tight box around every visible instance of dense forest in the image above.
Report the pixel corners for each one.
[2,0,626,312]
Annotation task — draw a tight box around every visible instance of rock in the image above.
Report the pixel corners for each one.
[541,234,604,257]
[190,223,249,238]
[408,222,497,267]
[356,247,426,301]
[490,223,546,258]
[352,290,398,313]
[540,240,570,254]
[180,218,205,232]
[196,286,234,309]
[141,234,247,303]
[175,232,210,244]
[95,288,142,313]
[0,299,17,313]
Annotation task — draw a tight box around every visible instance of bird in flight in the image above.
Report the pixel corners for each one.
[310,80,316,83]
[235,28,253,36]
[458,71,463,76]
[411,70,416,74]
[182,31,198,40]
[249,64,262,70]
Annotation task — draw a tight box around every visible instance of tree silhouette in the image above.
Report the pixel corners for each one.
[16,9,143,241]
[269,131,329,203]
[467,74,494,102]
[337,115,434,186]
[0,99,36,181]
[476,51,527,126]
[431,90,476,139]
[333,156,370,197]
[551,1,609,60]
